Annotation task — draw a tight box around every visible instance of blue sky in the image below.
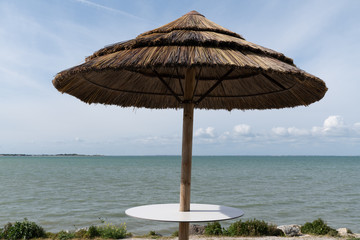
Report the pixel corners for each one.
[1,0,359,155]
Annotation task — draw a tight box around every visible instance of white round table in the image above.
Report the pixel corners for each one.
[125,203,244,222]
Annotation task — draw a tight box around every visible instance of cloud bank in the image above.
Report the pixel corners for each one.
[132,115,360,155]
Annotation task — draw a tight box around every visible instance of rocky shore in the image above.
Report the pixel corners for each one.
[126,224,359,240]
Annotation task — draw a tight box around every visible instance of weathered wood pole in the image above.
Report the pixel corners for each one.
[179,68,196,240]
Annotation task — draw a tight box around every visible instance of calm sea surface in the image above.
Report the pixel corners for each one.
[0,156,359,235]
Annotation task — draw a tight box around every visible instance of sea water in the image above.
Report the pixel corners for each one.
[0,156,359,235]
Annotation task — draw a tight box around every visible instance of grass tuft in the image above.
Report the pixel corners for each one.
[0,218,46,240]
[96,222,127,239]
[226,219,283,236]
[301,218,338,236]
[204,222,223,236]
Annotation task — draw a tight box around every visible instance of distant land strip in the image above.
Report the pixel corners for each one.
[0,154,103,157]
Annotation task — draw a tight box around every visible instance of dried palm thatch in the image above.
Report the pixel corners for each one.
[53,10,327,110]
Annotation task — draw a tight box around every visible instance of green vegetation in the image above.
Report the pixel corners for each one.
[171,230,178,237]
[204,222,223,236]
[0,218,46,240]
[143,231,163,239]
[96,222,127,239]
[1,217,356,239]
[0,220,127,240]
[301,218,338,236]
[86,225,100,238]
[47,223,127,240]
[55,231,75,240]
[225,219,283,236]
[203,219,283,237]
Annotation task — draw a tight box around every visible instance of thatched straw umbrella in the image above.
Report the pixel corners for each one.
[53,10,327,240]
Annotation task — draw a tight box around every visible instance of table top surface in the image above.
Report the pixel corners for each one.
[125,203,244,222]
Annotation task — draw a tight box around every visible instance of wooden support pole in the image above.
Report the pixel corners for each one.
[179,68,196,240]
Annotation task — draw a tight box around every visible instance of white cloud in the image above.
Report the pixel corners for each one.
[323,115,344,129]
[270,116,355,139]
[272,127,309,137]
[75,137,84,143]
[233,124,251,135]
[136,116,359,150]
[134,135,180,145]
[218,131,231,141]
[272,127,288,136]
[195,127,215,138]
[311,115,349,136]
[287,127,309,136]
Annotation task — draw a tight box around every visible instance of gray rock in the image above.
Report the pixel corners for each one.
[190,224,205,235]
[337,228,352,237]
[277,224,302,237]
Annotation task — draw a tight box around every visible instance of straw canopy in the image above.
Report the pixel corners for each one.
[53,10,327,110]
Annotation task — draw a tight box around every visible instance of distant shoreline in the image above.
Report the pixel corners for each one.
[0,154,103,157]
